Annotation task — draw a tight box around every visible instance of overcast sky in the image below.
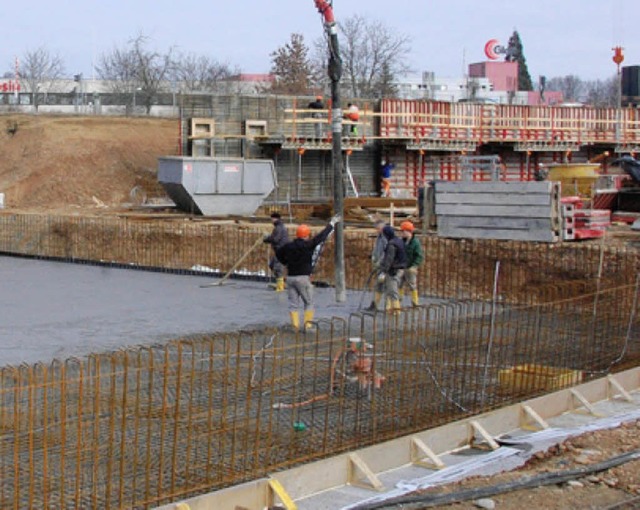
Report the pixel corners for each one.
[2,0,637,82]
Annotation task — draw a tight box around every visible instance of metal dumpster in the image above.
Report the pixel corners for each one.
[158,157,276,216]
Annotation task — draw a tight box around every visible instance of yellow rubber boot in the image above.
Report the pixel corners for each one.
[411,290,420,307]
[393,299,402,311]
[290,311,300,329]
[304,310,314,329]
[399,289,405,299]
[275,277,285,292]
[385,298,392,311]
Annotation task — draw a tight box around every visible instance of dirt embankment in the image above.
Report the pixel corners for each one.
[0,115,178,210]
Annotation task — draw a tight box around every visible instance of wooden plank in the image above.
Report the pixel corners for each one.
[343,197,416,209]
[436,192,552,206]
[160,368,639,510]
[439,216,554,231]
[438,226,558,242]
[436,204,554,218]
[435,181,553,194]
[268,479,297,510]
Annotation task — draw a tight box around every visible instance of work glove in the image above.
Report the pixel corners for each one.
[263,234,270,242]
[329,214,342,226]
[376,273,386,284]
[407,266,418,276]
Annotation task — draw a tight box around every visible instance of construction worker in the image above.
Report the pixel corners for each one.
[276,215,341,329]
[308,95,325,138]
[378,225,408,311]
[400,221,424,307]
[365,219,388,311]
[263,212,289,292]
[380,159,395,197]
[344,102,360,136]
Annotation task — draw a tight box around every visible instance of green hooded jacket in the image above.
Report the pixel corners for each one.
[404,235,424,268]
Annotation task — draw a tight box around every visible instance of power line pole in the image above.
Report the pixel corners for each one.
[314,0,346,303]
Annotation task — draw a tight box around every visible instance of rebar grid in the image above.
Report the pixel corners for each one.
[0,212,638,508]
[0,213,637,302]
[0,279,638,509]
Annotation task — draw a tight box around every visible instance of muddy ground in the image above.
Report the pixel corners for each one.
[415,421,640,510]
[0,115,177,210]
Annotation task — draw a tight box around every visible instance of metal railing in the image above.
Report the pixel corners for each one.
[380,99,640,148]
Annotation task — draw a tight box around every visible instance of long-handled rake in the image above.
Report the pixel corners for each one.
[200,236,264,288]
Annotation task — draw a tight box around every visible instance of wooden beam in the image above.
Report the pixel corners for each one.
[468,420,500,450]
[267,479,297,510]
[607,375,633,402]
[347,453,385,492]
[570,388,601,416]
[411,437,446,470]
[520,405,550,431]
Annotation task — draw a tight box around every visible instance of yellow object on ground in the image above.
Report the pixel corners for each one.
[548,163,600,197]
[498,364,583,392]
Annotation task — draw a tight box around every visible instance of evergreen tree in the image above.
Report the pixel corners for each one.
[373,61,398,98]
[269,33,313,95]
[505,30,533,91]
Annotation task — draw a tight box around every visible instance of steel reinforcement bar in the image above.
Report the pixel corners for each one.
[0,279,638,509]
[0,212,637,303]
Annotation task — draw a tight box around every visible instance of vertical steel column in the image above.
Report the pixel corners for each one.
[315,0,345,302]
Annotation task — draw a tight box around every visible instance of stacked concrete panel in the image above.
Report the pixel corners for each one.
[436,181,561,242]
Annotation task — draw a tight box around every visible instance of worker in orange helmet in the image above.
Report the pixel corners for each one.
[400,220,424,307]
[276,214,341,330]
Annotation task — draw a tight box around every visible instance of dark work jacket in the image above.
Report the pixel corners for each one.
[404,235,424,268]
[380,237,408,275]
[276,225,333,277]
[264,220,289,251]
[308,99,324,111]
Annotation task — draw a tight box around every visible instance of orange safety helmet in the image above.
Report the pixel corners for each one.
[296,224,311,239]
[400,221,415,232]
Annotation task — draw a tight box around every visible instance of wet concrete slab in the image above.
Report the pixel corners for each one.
[0,256,367,366]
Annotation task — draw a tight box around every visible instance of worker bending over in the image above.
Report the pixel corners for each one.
[277,215,341,329]
[400,221,424,306]
[263,212,289,292]
[378,225,408,311]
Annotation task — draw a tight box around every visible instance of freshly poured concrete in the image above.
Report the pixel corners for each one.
[0,256,365,366]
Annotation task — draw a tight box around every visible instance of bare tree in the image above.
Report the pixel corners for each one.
[172,53,238,93]
[96,35,174,114]
[584,76,618,107]
[546,75,585,103]
[269,33,314,95]
[315,15,411,99]
[19,47,66,110]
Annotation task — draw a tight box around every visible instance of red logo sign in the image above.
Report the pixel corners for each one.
[485,39,507,60]
[0,81,20,92]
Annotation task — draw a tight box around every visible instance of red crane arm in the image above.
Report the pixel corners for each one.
[314,0,335,24]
